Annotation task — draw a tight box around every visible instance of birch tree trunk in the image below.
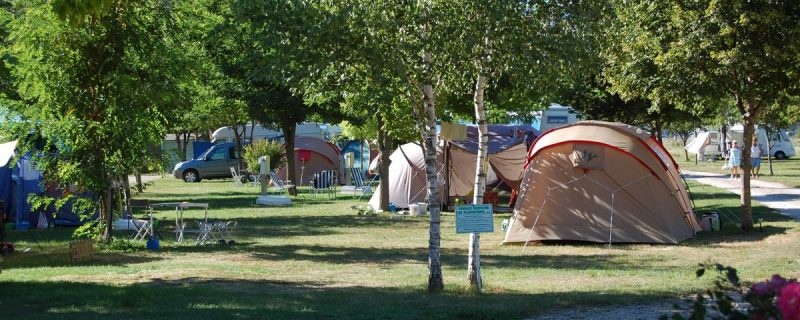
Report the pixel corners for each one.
[421,47,444,291]
[468,37,491,289]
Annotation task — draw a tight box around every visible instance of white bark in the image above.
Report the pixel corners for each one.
[422,49,444,291]
[467,37,492,290]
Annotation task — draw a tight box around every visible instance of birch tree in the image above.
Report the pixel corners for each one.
[448,0,605,288]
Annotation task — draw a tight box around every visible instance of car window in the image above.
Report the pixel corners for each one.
[229,147,238,159]
[209,148,226,161]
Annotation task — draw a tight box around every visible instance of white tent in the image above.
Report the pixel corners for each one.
[368,125,537,209]
[685,132,712,155]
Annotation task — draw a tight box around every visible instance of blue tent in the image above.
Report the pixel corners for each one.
[0,141,18,222]
[340,140,371,179]
[0,141,48,228]
[11,154,44,228]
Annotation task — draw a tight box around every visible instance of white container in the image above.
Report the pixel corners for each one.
[416,202,428,215]
[700,213,720,232]
[408,204,421,216]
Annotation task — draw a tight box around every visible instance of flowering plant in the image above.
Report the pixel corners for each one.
[748,275,800,320]
[663,263,799,319]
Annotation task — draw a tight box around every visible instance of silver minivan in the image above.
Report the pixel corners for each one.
[172,143,240,182]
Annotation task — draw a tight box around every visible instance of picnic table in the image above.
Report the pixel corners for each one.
[151,202,236,245]
[152,202,209,243]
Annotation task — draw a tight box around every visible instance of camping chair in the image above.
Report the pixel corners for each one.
[340,168,375,200]
[269,171,294,195]
[195,220,217,245]
[248,173,263,187]
[230,167,245,187]
[128,199,155,241]
[310,170,338,199]
[212,220,238,243]
[356,170,379,201]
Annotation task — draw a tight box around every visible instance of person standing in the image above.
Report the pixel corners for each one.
[751,137,763,179]
[729,140,741,179]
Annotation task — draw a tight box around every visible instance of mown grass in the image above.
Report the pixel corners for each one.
[665,138,800,188]
[0,177,798,319]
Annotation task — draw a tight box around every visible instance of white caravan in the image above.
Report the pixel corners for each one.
[538,104,580,132]
[686,126,796,160]
[211,122,337,144]
[729,125,796,160]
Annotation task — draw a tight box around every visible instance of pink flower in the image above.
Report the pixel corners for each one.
[778,282,800,320]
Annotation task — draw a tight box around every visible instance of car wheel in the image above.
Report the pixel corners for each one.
[775,151,787,160]
[183,170,200,183]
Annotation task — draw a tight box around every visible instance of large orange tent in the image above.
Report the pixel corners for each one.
[503,121,700,244]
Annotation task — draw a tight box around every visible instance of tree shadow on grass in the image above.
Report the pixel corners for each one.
[0,278,680,320]
[230,214,425,238]
[240,244,674,272]
[146,192,341,211]
[2,250,164,270]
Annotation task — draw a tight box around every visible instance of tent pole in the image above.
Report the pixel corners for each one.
[522,187,552,252]
[608,193,615,249]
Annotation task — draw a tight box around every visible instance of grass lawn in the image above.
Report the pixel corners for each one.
[665,138,800,188]
[1,177,798,319]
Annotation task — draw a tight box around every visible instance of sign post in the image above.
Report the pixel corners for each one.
[455,204,494,291]
[259,155,270,196]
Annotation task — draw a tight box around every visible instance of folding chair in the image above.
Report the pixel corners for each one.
[213,220,238,242]
[248,173,263,187]
[340,168,376,199]
[230,167,245,187]
[195,220,217,245]
[311,170,337,199]
[269,171,294,195]
[128,199,155,241]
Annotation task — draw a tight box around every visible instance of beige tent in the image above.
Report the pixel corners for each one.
[368,143,434,209]
[368,125,537,209]
[504,121,700,244]
[278,136,341,186]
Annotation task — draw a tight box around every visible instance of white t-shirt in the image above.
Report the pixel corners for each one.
[751,144,762,158]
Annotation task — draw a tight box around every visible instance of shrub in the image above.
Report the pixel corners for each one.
[664,263,800,319]
[243,140,286,173]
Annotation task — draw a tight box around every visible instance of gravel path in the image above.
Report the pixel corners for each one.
[682,170,800,220]
[529,301,688,319]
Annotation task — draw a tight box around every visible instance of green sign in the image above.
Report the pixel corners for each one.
[455,204,494,233]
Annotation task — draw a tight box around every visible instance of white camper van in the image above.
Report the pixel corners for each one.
[687,126,796,160]
[538,104,580,132]
[729,125,796,160]
[211,123,331,144]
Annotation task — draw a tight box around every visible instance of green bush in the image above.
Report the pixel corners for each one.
[243,140,286,173]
